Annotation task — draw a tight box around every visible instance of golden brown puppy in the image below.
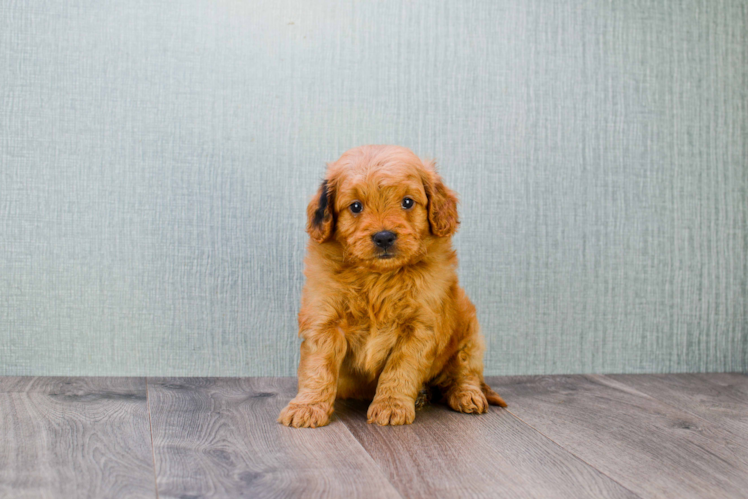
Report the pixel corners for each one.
[279,145,507,428]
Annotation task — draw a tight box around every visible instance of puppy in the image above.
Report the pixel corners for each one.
[279,145,506,427]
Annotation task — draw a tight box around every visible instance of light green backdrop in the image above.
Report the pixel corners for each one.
[1,0,746,376]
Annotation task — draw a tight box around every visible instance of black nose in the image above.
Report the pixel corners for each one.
[372,231,397,249]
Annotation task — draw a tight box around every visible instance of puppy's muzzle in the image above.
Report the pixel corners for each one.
[372,231,397,251]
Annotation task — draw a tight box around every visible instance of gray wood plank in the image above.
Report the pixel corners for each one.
[336,398,637,498]
[487,375,748,498]
[0,377,156,498]
[607,373,748,440]
[148,377,400,498]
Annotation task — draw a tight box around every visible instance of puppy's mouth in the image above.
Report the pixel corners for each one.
[377,252,395,260]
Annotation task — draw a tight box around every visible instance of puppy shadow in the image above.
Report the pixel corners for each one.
[334,387,453,426]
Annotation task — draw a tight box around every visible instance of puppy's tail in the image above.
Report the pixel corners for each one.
[481,380,508,407]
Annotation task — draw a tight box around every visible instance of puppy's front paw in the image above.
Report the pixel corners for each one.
[448,387,488,414]
[367,397,416,426]
[278,402,332,428]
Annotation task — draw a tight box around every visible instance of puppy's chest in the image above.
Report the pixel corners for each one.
[339,274,418,358]
[339,286,409,375]
[342,273,418,327]
[335,269,443,374]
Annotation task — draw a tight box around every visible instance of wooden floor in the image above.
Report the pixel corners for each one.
[1,374,747,498]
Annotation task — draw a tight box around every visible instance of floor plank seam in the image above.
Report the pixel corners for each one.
[598,374,748,442]
[501,407,641,498]
[335,410,404,499]
[145,377,160,499]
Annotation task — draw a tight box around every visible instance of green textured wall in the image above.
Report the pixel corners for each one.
[1,0,746,376]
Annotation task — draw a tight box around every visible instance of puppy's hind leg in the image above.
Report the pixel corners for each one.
[437,334,507,414]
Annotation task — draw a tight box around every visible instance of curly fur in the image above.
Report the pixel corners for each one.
[279,145,506,428]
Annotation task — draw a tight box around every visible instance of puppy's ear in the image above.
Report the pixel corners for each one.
[422,161,459,237]
[306,179,335,243]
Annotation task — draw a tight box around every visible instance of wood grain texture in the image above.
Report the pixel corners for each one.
[607,373,748,441]
[487,375,748,498]
[336,399,637,498]
[0,377,156,498]
[147,377,400,498]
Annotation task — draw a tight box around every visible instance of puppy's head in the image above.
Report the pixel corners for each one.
[306,145,458,270]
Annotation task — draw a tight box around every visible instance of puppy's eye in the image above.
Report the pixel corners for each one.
[401,197,415,210]
[350,201,363,214]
